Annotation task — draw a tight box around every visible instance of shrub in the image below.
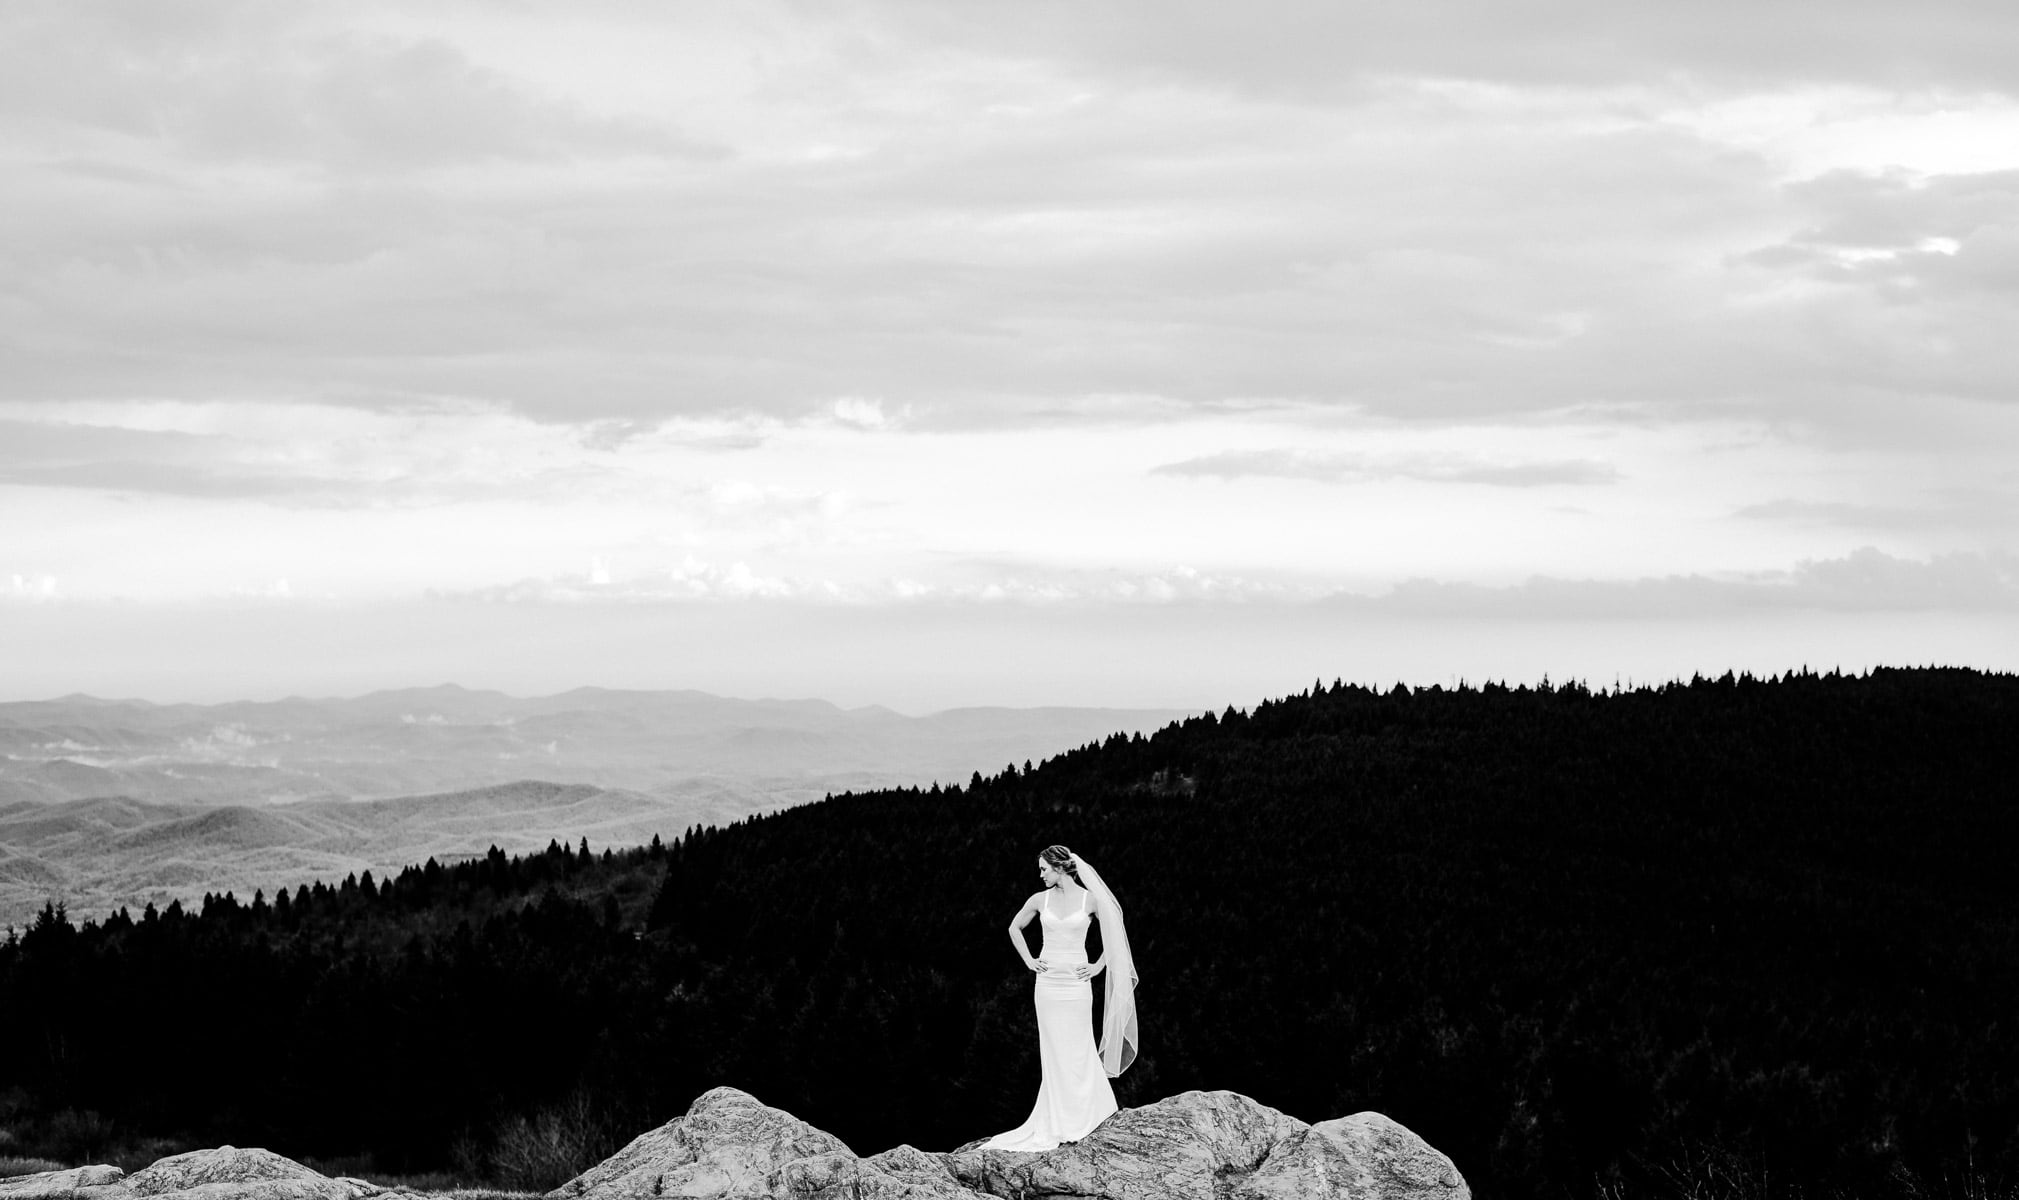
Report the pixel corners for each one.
[43,1110,113,1164]
[485,1091,632,1193]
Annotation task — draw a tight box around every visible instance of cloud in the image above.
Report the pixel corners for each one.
[1351,547,2019,618]
[0,5,717,170]
[3,2,2014,449]
[920,563,1296,605]
[0,419,327,499]
[0,409,627,507]
[2,3,2014,637]
[442,557,814,603]
[5,574,60,602]
[847,0,2019,97]
[576,420,657,452]
[831,397,894,430]
[1153,448,1621,486]
[0,459,334,500]
[1735,493,2019,538]
[377,546,2019,620]
[0,9,1806,426]
[1733,168,2019,315]
[432,558,1298,607]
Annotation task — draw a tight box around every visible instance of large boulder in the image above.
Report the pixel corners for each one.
[0,1164,126,1200]
[944,1090,1308,1200]
[0,1151,392,1200]
[1235,1112,1470,1200]
[122,1147,366,1200]
[547,1087,852,1200]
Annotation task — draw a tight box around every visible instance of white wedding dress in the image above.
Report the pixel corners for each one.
[982,887,1118,1151]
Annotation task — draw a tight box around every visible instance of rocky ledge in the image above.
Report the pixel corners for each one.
[2,1086,1468,1200]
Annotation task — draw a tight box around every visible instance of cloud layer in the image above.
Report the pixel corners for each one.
[3,2,2015,432]
[1154,449,1622,487]
[1,1,2015,699]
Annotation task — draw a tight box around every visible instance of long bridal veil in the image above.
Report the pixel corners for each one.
[1071,851,1138,1076]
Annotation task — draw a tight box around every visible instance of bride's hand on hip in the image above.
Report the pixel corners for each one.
[1032,959,1049,973]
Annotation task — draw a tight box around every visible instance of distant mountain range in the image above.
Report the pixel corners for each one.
[0,686,1186,924]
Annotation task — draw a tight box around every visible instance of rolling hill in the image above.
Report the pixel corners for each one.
[0,687,1186,924]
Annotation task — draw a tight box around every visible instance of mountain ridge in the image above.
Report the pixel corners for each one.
[0,777,677,924]
[0,688,1188,924]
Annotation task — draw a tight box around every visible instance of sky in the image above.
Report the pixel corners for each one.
[2,0,2016,711]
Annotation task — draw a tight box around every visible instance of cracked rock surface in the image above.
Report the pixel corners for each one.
[1234,1113,1468,1200]
[945,1090,1307,1200]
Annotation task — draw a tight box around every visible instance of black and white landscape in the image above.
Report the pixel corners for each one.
[3,3,2018,1200]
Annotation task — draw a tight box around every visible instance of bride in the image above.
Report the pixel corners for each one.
[982,845,1139,1151]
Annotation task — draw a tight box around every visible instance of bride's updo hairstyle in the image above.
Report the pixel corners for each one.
[1041,845,1085,887]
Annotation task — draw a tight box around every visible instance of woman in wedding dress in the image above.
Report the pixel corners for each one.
[982,845,1139,1152]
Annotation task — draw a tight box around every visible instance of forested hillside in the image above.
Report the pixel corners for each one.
[3,668,2015,1200]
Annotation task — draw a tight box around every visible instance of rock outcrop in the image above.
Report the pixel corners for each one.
[551,1086,1469,1200]
[555,1087,853,1200]
[1,1085,1469,1200]
[124,1147,365,1200]
[0,1149,398,1200]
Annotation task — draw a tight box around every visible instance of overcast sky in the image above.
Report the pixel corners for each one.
[2,0,2015,710]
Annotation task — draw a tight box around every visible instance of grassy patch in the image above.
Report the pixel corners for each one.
[0,1156,67,1179]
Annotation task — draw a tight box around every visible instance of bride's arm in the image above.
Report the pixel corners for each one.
[1008,895,1044,972]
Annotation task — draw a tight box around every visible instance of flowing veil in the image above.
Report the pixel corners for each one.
[1071,852,1138,1076]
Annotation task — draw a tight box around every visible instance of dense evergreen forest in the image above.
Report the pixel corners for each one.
[2,667,2015,1200]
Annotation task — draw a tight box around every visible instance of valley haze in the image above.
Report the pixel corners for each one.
[0,684,1186,927]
